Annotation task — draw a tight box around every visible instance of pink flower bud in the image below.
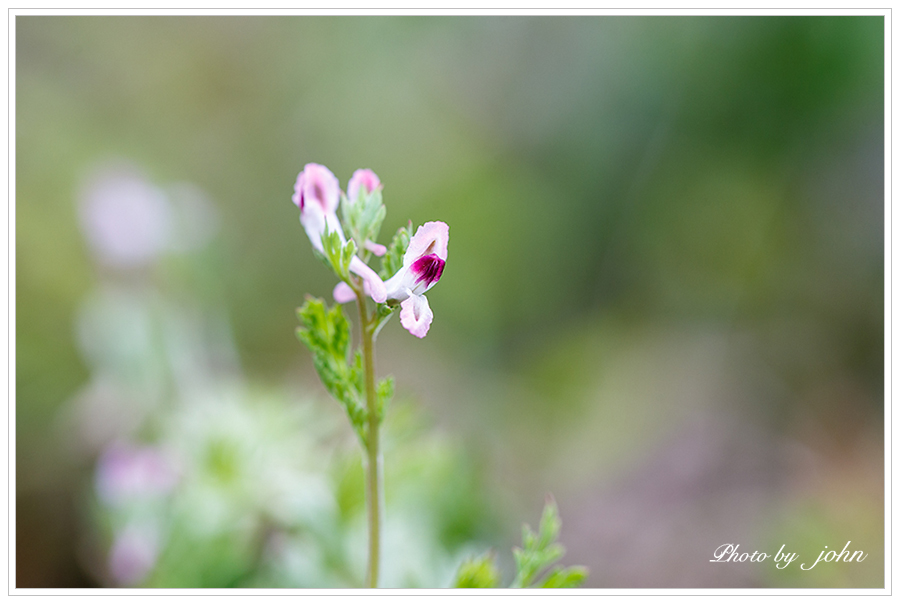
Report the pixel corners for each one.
[347,169,382,203]
[293,163,343,254]
[292,163,340,214]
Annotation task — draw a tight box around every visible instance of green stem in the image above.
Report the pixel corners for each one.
[354,283,381,588]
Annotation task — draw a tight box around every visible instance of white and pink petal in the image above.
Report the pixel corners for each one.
[364,240,387,256]
[403,221,449,265]
[294,163,341,214]
[399,294,433,338]
[332,281,356,304]
[349,256,387,303]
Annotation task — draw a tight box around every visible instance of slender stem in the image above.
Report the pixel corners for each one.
[354,283,381,588]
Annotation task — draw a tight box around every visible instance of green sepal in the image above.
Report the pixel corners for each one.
[320,228,357,282]
[379,221,412,279]
[453,552,501,588]
[295,297,367,445]
[341,189,386,259]
[371,303,397,338]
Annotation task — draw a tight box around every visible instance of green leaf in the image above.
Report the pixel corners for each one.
[296,297,367,444]
[538,498,562,549]
[380,222,412,279]
[453,553,502,588]
[450,496,588,589]
[537,566,588,588]
[376,376,394,422]
[509,496,587,588]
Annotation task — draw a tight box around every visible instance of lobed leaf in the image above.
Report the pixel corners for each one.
[452,496,587,589]
[453,553,501,588]
[537,566,588,588]
[376,376,395,422]
[509,497,587,588]
[296,297,367,444]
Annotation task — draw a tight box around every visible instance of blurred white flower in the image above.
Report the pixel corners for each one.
[95,442,178,506]
[163,386,338,536]
[78,165,173,268]
[78,163,220,269]
[108,523,160,586]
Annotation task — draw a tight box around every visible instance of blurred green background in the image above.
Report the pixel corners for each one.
[16,16,884,588]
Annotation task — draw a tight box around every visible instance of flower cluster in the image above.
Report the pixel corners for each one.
[293,163,448,338]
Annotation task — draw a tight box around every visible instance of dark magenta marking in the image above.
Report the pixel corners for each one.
[412,253,444,287]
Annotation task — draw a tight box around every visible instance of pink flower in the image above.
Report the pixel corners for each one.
[292,163,386,303]
[292,163,344,254]
[335,221,448,338]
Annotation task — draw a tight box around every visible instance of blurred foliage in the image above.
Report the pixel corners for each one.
[87,390,500,588]
[453,553,502,588]
[16,15,884,588]
[454,497,586,588]
[509,498,586,588]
